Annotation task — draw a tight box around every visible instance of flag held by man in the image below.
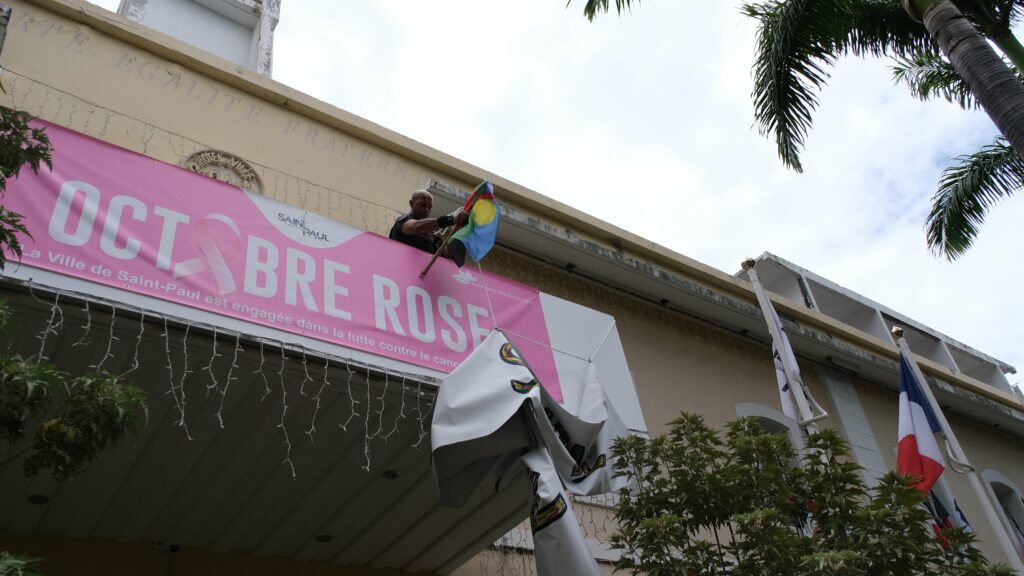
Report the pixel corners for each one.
[897,353,946,493]
[447,180,500,267]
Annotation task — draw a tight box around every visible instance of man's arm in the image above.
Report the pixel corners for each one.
[400,210,461,235]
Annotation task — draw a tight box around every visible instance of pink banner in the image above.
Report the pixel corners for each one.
[4,121,561,400]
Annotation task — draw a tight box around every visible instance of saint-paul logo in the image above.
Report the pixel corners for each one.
[277,211,330,243]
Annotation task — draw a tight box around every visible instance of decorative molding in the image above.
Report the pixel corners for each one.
[118,0,150,23]
[734,402,805,452]
[182,149,263,194]
[820,370,888,489]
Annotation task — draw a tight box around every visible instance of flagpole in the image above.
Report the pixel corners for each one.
[419,225,459,278]
[422,182,489,278]
[893,326,1024,571]
[742,259,824,434]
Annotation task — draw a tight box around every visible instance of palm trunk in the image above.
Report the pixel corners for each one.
[990,29,1024,74]
[913,0,1024,161]
[955,0,1024,73]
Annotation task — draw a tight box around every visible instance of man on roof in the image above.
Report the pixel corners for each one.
[389,189,466,254]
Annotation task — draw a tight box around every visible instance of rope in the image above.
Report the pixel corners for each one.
[475,261,620,364]
[476,260,499,331]
[588,321,616,362]
[500,328,591,363]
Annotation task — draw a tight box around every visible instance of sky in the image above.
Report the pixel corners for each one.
[90,1,1023,385]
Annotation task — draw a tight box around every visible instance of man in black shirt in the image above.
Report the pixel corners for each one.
[389,189,465,254]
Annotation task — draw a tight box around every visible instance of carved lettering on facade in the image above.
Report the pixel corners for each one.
[183,149,263,194]
[12,5,430,190]
[108,52,262,127]
[14,11,90,53]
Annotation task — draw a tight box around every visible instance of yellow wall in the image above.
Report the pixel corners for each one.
[2,0,460,238]
[482,250,836,432]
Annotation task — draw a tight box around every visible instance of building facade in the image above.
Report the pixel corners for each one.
[1,1,1023,574]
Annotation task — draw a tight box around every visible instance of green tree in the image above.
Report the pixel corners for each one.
[573,0,1024,260]
[0,105,50,270]
[0,104,146,482]
[610,413,1013,575]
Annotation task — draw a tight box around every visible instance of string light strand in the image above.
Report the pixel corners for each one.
[124,311,145,375]
[72,299,92,347]
[91,305,117,371]
[277,345,296,478]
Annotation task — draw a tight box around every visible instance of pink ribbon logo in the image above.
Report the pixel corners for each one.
[173,214,242,295]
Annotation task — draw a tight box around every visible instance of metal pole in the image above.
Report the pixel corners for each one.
[893,326,1024,572]
[743,258,821,434]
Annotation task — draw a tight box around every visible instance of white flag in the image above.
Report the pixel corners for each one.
[431,331,629,575]
[772,343,799,421]
[522,448,602,576]
[749,271,807,423]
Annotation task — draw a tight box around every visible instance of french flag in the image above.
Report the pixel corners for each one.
[897,353,946,494]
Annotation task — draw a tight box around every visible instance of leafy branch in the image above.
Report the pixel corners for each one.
[610,413,1012,575]
[0,309,147,481]
[0,105,51,271]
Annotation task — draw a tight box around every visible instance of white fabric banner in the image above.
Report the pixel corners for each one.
[431,330,629,575]
[522,448,602,576]
[772,342,800,422]
[749,274,805,422]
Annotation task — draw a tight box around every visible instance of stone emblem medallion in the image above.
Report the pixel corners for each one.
[183,149,263,194]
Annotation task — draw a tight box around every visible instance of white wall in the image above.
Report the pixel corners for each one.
[142,0,253,67]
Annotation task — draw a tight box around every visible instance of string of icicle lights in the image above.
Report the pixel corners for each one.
[20,277,623,575]
[22,279,438,477]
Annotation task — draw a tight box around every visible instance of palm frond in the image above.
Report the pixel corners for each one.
[744,0,930,172]
[845,0,934,57]
[745,0,843,172]
[992,0,1024,28]
[892,50,978,109]
[573,0,638,21]
[926,138,1024,259]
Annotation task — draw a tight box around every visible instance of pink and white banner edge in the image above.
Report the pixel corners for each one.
[4,120,563,400]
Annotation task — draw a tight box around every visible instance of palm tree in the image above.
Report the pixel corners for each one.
[746,0,1024,259]
[893,43,1024,257]
[573,0,1024,259]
